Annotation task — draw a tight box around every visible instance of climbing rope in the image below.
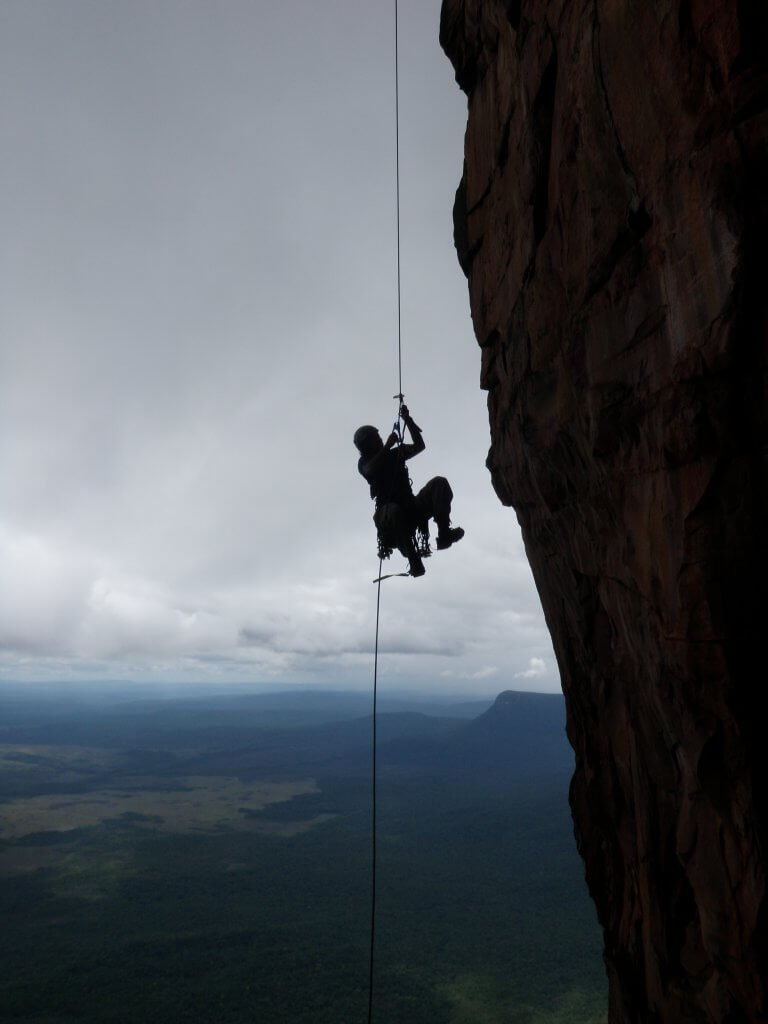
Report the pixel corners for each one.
[367,556,383,1024]
[394,0,402,420]
[367,4,402,1022]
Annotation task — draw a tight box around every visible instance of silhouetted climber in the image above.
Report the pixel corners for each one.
[354,403,464,577]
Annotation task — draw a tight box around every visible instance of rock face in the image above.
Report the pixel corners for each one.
[440,2,768,1021]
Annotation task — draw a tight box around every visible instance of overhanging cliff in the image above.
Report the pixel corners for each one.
[440,2,768,1020]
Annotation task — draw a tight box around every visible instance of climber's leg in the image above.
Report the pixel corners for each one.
[415,477,464,549]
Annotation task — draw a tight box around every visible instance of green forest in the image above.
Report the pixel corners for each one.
[0,687,607,1024]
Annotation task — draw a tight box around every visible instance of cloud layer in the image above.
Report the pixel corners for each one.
[0,0,559,694]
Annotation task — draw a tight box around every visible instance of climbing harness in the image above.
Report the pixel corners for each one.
[374,481,432,566]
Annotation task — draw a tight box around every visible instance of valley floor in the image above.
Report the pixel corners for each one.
[0,692,607,1024]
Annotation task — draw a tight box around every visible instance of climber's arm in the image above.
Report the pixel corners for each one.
[399,404,425,460]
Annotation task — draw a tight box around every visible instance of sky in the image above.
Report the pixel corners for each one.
[0,0,559,695]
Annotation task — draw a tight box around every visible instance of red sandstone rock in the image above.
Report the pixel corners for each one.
[441,2,768,1020]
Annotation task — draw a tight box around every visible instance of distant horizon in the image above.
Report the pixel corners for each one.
[0,677,564,703]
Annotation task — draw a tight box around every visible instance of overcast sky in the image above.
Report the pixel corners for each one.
[0,0,559,695]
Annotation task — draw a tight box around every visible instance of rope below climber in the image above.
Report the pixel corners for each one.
[354,401,464,578]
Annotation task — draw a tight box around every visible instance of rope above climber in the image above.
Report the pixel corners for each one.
[354,402,464,578]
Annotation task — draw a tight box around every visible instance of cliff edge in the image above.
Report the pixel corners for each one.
[441,2,768,1020]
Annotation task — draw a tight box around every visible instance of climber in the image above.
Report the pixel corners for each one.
[354,403,464,577]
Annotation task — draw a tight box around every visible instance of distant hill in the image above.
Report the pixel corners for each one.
[0,686,572,794]
[373,690,573,793]
[451,689,570,768]
[0,687,493,743]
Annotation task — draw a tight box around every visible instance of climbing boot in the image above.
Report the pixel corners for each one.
[436,527,464,550]
[408,555,426,577]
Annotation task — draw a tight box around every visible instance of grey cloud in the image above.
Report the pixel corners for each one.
[0,1,558,694]
[238,628,275,648]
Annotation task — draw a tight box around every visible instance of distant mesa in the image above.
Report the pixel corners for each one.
[375,688,573,786]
